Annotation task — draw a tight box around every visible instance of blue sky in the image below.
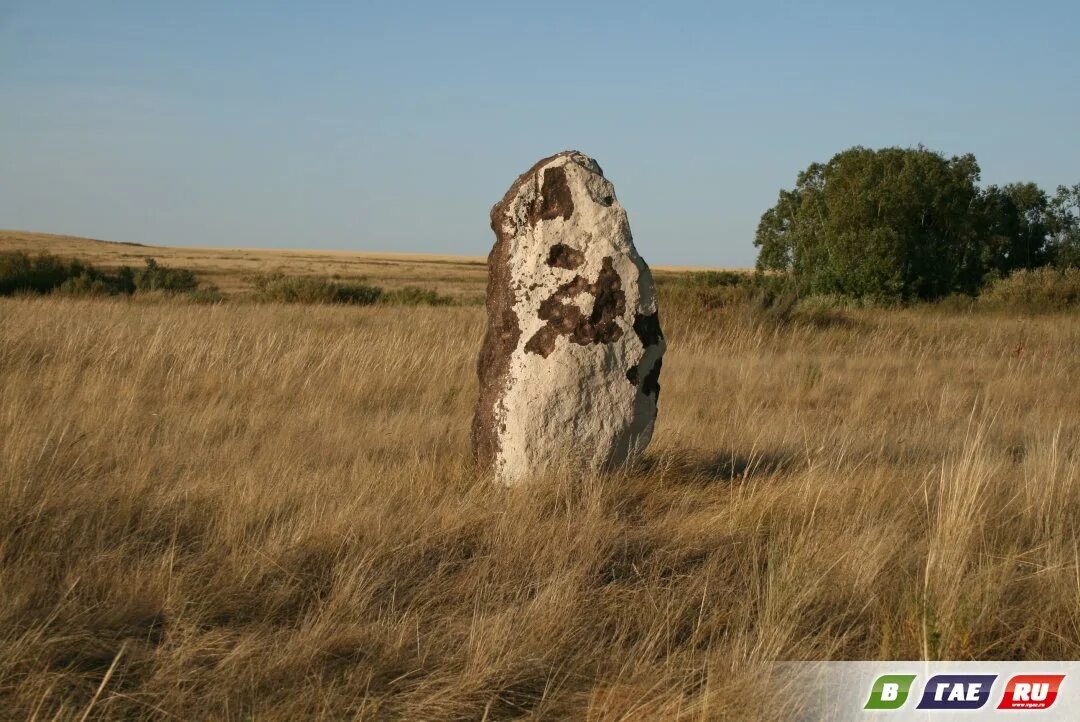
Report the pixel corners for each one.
[1,1,1077,266]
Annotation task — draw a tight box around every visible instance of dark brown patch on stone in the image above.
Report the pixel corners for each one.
[490,152,569,219]
[632,312,663,347]
[529,166,574,225]
[524,257,625,358]
[546,243,585,270]
[625,366,639,385]
[523,325,558,356]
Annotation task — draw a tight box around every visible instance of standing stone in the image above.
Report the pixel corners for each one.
[472,151,665,485]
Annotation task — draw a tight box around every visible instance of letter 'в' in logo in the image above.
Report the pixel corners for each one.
[864,675,916,710]
[917,675,997,709]
[998,675,1065,710]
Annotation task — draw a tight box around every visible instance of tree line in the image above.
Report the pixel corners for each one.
[754,146,1080,301]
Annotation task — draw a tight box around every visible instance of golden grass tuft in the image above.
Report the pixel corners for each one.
[2,290,1080,719]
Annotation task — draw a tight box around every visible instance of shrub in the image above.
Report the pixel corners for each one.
[333,281,384,305]
[135,258,197,293]
[380,286,454,306]
[1,251,131,296]
[979,267,1080,311]
[658,269,856,327]
[659,271,744,310]
[0,251,88,295]
[250,273,383,305]
[115,265,137,294]
[658,270,791,311]
[683,270,748,288]
[57,273,114,297]
[0,251,205,299]
[252,273,323,303]
[188,272,454,307]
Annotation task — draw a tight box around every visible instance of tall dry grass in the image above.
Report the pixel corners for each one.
[2,295,1080,720]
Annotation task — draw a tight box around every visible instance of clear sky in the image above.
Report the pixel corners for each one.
[2,1,1077,266]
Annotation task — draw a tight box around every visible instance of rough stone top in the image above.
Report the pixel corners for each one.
[490,150,604,229]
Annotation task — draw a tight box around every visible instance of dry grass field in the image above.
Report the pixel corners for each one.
[2,233,1080,719]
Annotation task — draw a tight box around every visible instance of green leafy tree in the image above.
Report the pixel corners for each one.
[971,182,1051,282]
[755,146,984,301]
[1048,184,1080,268]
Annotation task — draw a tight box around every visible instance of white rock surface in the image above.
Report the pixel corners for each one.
[472,151,665,485]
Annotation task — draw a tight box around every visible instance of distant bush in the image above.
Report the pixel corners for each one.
[57,273,116,297]
[248,273,460,307]
[979,267,1080,311]
[659,270,792,311]
[250,273,383,305]
[0,252,94,295]
[657,269,858,327]
[333,281,384,305]
[380,286,454,306]
[135,258,197,293]
[0,251,205,299]
[659,270,746,309]
[683,270,748,288]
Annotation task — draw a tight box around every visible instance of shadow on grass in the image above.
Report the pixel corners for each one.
[635,447,798,485]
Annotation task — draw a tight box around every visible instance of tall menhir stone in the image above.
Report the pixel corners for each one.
[472,151,665,485]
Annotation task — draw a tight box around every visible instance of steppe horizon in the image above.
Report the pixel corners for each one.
[0,228,746,272]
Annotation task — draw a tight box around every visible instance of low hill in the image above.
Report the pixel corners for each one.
[0,230,742,299]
